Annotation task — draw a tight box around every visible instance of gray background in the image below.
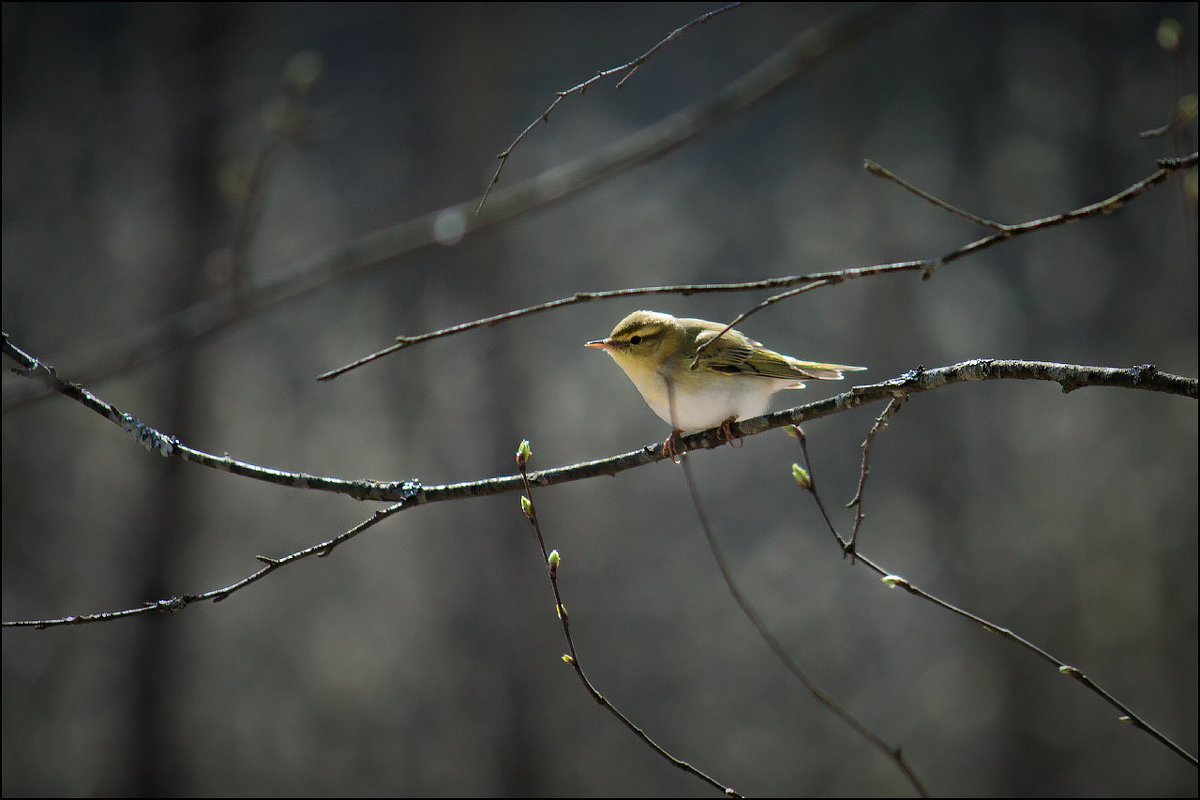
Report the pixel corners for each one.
[3,3,1197,796]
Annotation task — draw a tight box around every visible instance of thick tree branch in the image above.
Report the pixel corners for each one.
[3,347,1194,630]
[6,334,1194,512]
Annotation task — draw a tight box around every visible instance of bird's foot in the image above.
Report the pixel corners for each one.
[718,417,743,448]
[662,430,685,463]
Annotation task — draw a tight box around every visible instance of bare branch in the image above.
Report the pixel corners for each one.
[1139,94,1198,138]
[845,396,906,556]
[4,2,912,410]
[677,447,928,796]
[323,152,1197,380]
[225,50,325,294]
[0,496,417,629]
[8,334,1194,508]
[515,442,741,797]
[790,433,1198,768]
[4,351,1193,629]
[686,152,1199,362]
[9,343,1194,774]
[864,160,1010,231]
[476,2,748,213]
[908,153,1198,279]
[317,268,915,381]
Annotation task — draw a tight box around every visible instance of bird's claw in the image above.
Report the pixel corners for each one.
[662,430,684,463]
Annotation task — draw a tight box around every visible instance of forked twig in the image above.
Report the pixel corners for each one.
[684,153,1197,363]
[323,153,1194,380]
[788,425,1198,769]
[476,2,747,214]
[664,384,928,795]
[7,3,911,408]
[844,396,906,556]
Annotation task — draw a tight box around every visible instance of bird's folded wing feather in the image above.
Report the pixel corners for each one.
[694,329,865,380]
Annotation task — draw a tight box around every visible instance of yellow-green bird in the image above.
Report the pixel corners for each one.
[586,310,864,455]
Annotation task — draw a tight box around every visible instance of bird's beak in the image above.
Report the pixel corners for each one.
[585,338,612,350]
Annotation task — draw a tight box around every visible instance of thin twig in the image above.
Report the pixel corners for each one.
[6,3,912,409]
[1138,95,1198,139]
[0,494,418,628]
[685,278,834,370]
[864,160,1010,231]
[682,153,1197,363]
[790,427,1199,769]
[325,152,1195,379]
[891,153,1197,280]
[845,396,905,556]
[675,437,928,795]
[320,270,905,381]
[227,50,324,293]
[515,441,740,797]
[476,2,747,214]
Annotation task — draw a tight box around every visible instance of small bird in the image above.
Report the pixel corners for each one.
[586,310,865,457]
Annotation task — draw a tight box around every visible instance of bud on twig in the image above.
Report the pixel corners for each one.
[791,463,812,490]
[784,424,805,442]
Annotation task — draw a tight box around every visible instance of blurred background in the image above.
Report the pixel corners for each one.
[3,3,1196,796]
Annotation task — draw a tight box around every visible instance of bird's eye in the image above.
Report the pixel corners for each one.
[629,335,642,345]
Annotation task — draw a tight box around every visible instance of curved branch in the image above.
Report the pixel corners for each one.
[6,335,1194,512]
[322,152,1198,380]
[477,1,749,213]
[424,360,1196,502]
[4,2,911,410]
[3,352,1194,629]
[790,429,1197,768]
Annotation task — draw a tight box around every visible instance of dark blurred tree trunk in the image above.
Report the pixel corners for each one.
[422,4,546,795]
[125,6,232,795]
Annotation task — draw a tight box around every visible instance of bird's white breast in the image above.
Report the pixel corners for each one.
[630,369,793,433]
